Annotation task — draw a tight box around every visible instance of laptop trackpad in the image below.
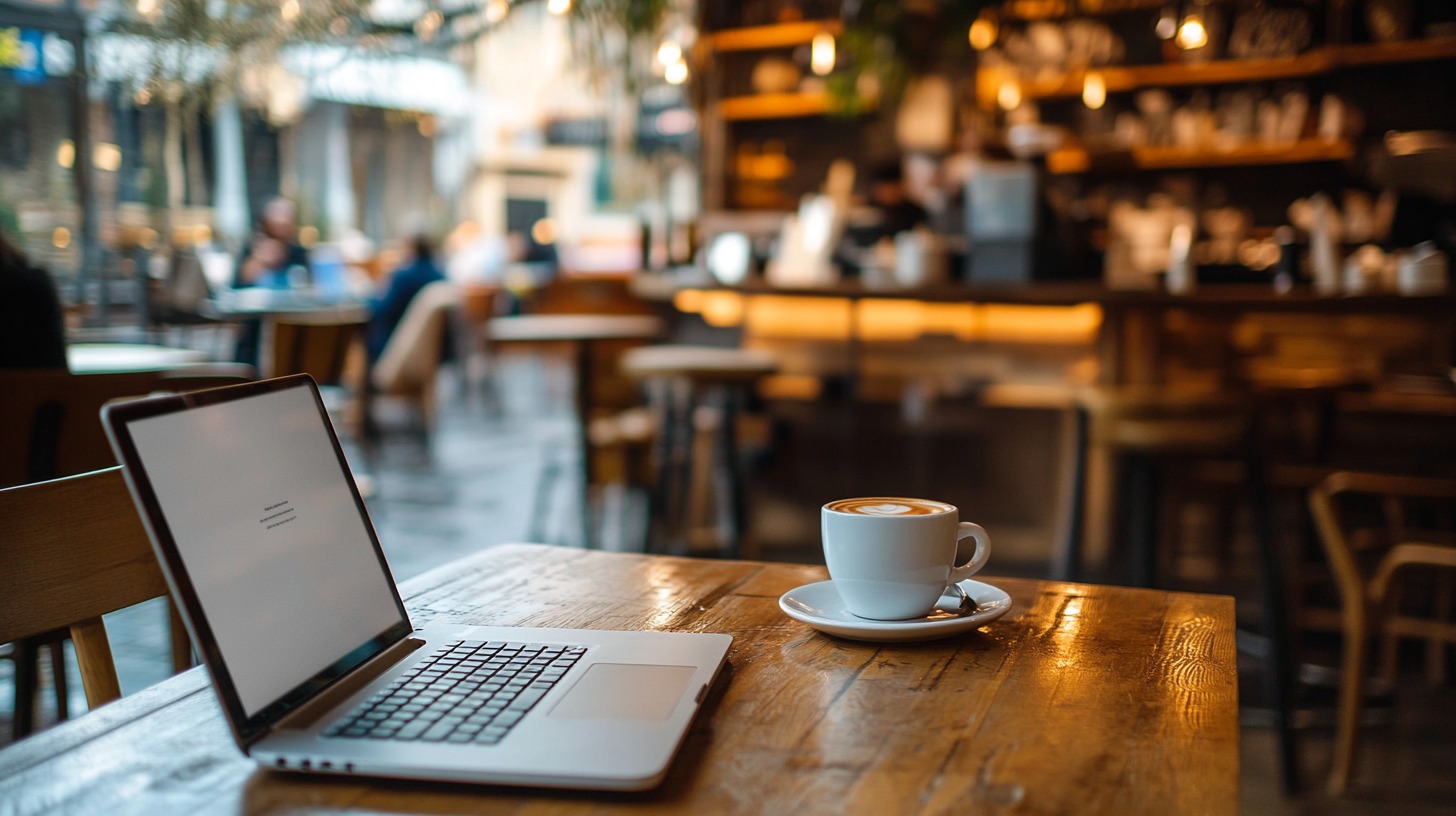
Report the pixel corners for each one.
[548,663,696,721]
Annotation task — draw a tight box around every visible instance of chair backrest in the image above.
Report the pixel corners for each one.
[372,281,457,396]
[269,316,366,385]
[0,467,178,707]
[0,369,162,487]
[0,366,257,488]
[1309,471,1456,592]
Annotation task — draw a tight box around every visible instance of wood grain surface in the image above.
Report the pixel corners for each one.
[0,544,1239,815]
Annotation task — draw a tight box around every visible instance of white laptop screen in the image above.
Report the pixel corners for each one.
[125,383,404,717]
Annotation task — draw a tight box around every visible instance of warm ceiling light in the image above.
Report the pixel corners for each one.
[1082,70,1106,110]
[656,40,682,66]
[547,0,571,14]
[485,0,508,24]
[664,58,688,85]
[137,0,159,15]
[810,31,835,75]
[280,0,300,22]
[969,11,998,51]
[1176,13,1208,50]
[56,139,75,168]
[996,77,1022,111]
[52,227,71,249]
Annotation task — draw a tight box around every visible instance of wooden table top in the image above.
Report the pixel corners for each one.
[489,314,663,343]
[0,543,1239,815]
[66,343,211,374]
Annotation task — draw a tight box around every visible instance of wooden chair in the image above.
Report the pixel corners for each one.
[455,281,502,412]
[0,366,257,488]
[369,281,458,438]
[1308,470,1456,794]
[0,367,250,737]
[268,315,366,385]
[0,468,187,722]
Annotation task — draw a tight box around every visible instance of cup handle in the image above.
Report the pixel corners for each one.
[949,522,991,583]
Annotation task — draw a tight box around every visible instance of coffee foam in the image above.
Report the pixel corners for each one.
[827,498,951,517]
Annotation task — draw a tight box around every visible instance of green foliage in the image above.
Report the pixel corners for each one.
[830,0,994,111]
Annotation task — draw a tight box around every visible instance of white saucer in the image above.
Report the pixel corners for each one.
[778,579,1012,642]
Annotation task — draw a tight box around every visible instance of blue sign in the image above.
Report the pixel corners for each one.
[0,27,46,84]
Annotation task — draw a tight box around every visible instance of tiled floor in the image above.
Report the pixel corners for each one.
[2,351,1452,813]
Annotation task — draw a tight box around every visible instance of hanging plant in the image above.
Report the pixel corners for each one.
[830,0,990,114]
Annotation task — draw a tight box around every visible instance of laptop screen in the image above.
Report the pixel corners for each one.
[119,379,406,719]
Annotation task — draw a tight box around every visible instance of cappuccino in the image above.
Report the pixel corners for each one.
[826,497,951,517]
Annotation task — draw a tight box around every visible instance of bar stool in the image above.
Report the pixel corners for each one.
[620,345,778,558]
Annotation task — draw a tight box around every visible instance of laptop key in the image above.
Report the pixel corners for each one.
[506,688,548,711]
[420,723,456,741]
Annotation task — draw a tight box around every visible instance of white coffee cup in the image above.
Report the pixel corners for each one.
[822,497,992,621]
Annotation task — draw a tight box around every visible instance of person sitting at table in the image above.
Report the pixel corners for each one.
[0,228,67,369]
[366,232,446,364]
[231,197,311,366]
[234,197,310,290]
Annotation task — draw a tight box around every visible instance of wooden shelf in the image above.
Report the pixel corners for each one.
[703,21,842,53]
[719,92,842,121]
[1046,138,1355,174]
[980,36,1456,107]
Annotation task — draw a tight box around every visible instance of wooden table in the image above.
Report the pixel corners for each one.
[490,316,663,547]
[0,543,1239,815]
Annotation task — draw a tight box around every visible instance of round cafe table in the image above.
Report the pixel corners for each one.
[489,314,663,548]
[66,343,210,374]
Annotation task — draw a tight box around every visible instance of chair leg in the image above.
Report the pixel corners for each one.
[1050,406,1088,583]
[169,601,193,674]
[1329,599,1370,794]
[1430,574,1453,686]
[47,642,69,722]
[12,636,39,739]
[1126,452,1159,588]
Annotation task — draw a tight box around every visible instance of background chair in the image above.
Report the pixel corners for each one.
[0,468,189,728]
[1308,471,1456,794]
[268,315,366,385]
[369,280,458,440]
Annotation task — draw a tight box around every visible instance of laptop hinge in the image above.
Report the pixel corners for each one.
[268,636,427,734]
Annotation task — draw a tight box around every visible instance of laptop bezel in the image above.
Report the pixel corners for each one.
[102,373,414,748]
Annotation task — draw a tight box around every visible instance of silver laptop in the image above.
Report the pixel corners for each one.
[102,374,731,791]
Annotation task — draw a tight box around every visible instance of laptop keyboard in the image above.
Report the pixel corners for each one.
[324,640,586,745]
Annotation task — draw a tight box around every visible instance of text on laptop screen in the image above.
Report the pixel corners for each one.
[127,385,404,716]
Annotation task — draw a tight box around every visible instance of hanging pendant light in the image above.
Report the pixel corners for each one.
[1177,3,1209,50]
[969,10,999,51]
[810,31,836,76]
[1082,70,1106,110]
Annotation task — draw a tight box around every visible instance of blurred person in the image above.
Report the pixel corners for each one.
[865,160,929,240]
[234,197,310,289]
[232,197,311,366]
[366,232,446,364]
[0,229,67,369]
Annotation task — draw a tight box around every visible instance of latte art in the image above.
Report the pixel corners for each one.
[826,497,951,516]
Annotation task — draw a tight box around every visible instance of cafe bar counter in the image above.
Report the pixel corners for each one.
[0,543,1238,815]
[646,275,1456,389]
